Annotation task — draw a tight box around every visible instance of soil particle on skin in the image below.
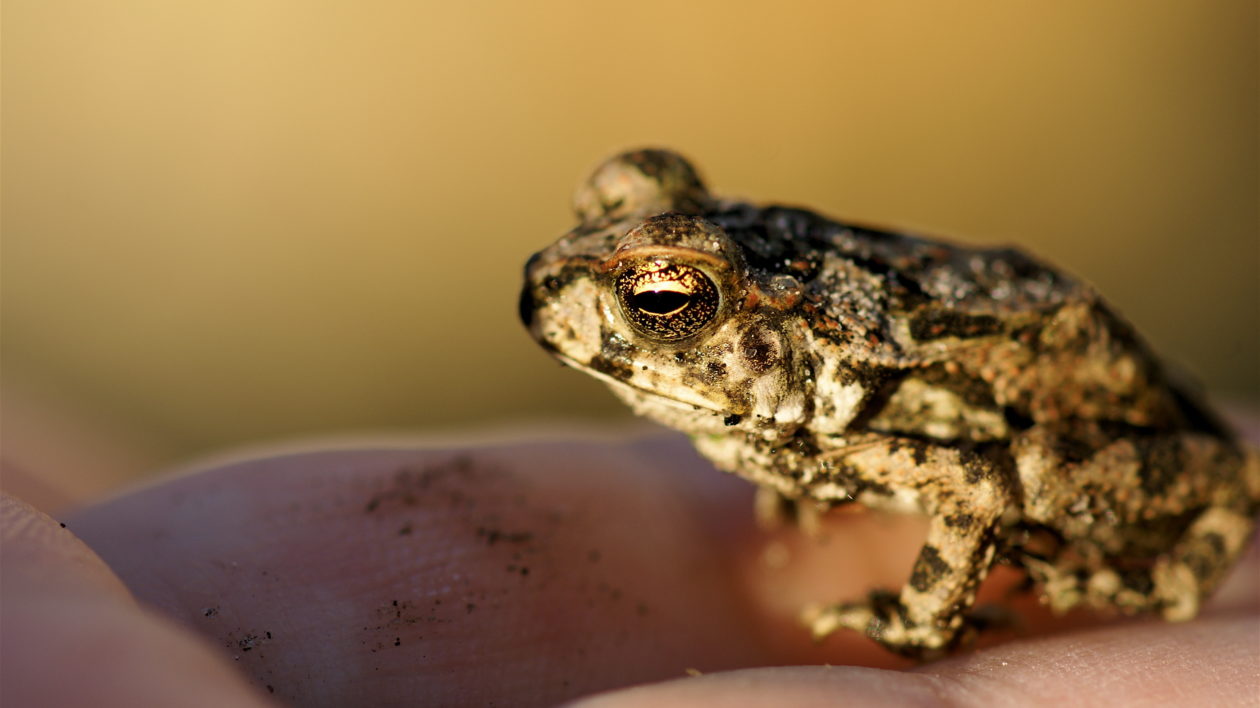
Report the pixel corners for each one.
[595,581,623,601]
[358,453,644,658]
[222,629,268,660]
[362,456,483,514]
[476,527,535,546]
[370,599,456,631]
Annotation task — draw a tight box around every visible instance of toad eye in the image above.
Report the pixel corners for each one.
[615,262,720,340]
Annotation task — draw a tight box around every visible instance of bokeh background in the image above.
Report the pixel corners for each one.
[3,1,1257,507]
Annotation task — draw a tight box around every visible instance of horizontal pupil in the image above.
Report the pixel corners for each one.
[633,290,690,315]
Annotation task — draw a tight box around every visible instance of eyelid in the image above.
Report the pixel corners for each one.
[601,246,729,275]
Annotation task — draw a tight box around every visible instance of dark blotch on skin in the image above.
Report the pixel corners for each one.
[588,355,633,382]
[1185,532,1230,581]
[1119,567,1155,595]
[908,309,1003,341]
[1203,532,1227,556]
[589,328,637,382]
[788,430,823,459]
[1140,437,1183,496]
[861,478,894,497]
[1052,433,1107,466]
[842,365,906,433]
[964,444,1017,486]
[944,513,975,530]
[909,545,951,593]
[916,364,1001,410]
[739,327,777,374]
[706,204,930,297]
[625,149,698,186]
[864,589,904,641]
[1003,407,1037,432]
[909,441,930,467]
[820,456,892,498]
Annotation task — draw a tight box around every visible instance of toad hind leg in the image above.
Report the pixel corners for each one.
[1154,447,1260,620]
[1029,503,1256,622]
[1018,431,1260,621]
[1152,505,1255,621]
[806,439,1015,659]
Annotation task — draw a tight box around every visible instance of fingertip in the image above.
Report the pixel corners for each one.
[1,493,134,604]
[562,666,942,708]
[916,614,1260,706]
[1,492,276,707]
[564,614,1260,708]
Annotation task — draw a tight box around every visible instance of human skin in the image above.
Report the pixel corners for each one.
[2,430,1257,707]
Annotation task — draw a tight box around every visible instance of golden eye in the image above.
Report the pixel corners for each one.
[615,262,720,340]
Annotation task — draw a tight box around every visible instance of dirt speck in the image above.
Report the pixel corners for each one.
[362,456,485,514]
[476,527,534,546]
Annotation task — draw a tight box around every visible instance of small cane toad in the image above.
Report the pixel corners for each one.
[519,148,1260,658]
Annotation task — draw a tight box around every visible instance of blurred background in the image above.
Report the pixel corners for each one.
[3,1,1256,509]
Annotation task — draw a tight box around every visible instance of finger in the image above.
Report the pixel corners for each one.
[0,493,274,707]
[68,438,769,706]
[566,613,1260,707]
[65,431,1259,706]
[68,436,922,706]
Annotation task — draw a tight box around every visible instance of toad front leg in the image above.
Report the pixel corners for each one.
[806,438,1016,659]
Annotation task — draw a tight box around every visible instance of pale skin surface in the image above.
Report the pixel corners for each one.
[2,427,1258,707]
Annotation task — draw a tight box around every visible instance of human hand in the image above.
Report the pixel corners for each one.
[3,431,1257,707]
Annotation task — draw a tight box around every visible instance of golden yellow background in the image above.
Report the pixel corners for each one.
[3,1,1257,497]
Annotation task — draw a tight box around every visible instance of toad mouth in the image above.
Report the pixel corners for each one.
[550,351,730,416]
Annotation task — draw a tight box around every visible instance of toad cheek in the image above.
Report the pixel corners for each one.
[527,278,607,367]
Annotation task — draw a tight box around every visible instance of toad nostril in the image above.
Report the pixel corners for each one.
[518,283,536,327]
